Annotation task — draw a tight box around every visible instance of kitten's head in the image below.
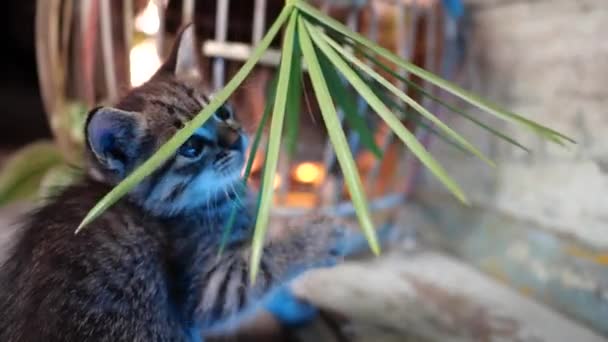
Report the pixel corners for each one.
[85,24,248,217]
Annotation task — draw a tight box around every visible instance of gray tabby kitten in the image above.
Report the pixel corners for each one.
[0,25,350,341]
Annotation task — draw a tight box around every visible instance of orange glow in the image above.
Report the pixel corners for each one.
[130,39,161,87]
[273,175,282,189]
[135,1,160,35]
[249,150,264,173]
[293,162,325,184]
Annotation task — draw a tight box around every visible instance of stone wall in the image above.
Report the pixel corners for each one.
[413,0,608,335]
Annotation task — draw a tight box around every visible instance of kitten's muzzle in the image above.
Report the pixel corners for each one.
[217,122,243,150]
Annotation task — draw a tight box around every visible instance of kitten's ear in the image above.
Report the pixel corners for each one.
[162,24,202,80]
[85,107,147,176]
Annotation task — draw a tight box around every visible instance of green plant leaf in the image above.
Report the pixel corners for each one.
[246,74,279,182]
[76,4,295,233]
[350,44,530,152]
[373,85,471,155]
[303,19,468,204]
[298,16,380,255]
[39,164,83,201]
[317,50,383,159]
[250,10,299,283]
[219,72,280,255]
[317,28,495,168]
[284,31,302,158]
[0,141,64,206]
[295,0,573,145]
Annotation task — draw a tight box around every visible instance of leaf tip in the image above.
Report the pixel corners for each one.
[460,195,471,206]
[553,134,577,148]
[74,220,87,235]
[249,264,259,285]
[452,190,470,206]
[75,209,100,234]
[370,242,381,256]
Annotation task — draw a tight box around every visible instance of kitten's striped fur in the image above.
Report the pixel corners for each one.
[0,24,351,341]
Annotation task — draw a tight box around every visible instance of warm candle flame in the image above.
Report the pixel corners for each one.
[135,1,160,35]
[293,162,325,184]
[130,39,161,87]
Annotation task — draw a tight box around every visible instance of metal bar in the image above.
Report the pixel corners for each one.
[399,3,440,195]
[398,1,419,78]
[100,0,118,101]
[123,0,133,86]
[61,0,74,67]
[366,1,419,189]
[276,151,290,204]
[79,0,99,105]
[213,0,230,90]
[416,4,440,135]
[35,0,62,123]
[318,1,351,204]
[337,6,367,201]
[321,0,331,13]
[252,0,267,44]
[156,0,166,59]
[182,0,195,25]
[352,3,378,154]
[392,2,436,248]
[202,40,281,66]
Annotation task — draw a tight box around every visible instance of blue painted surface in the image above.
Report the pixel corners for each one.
[442,0,465,19]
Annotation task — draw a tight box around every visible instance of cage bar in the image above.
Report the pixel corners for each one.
[99,0,118,101]
[213,0,230,91]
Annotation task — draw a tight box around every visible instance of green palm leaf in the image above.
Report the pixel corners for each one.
[315,26,495,168]
[219,73,280,255]
[303,19,468,204]
[295,0,573,145]
[373,85,472,155]
[250,11,299,282]
[349,44,530,152]
[318,51,383,159]
[298,16,380,255]
[284,30,302,158]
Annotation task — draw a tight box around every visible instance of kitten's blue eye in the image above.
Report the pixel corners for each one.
[178,136,206,158]
[214,105,233,121]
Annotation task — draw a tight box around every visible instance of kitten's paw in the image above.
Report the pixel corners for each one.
[263,284,318,328]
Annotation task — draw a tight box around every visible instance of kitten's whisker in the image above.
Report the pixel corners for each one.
[205,190,212,221]
[230,183,244,207]
[212,190,220,218]
[229,183,239,202]
[222,187,231,205]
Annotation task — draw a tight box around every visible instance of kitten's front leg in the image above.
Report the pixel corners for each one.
[261,282,319,327]
[201,280,319,341]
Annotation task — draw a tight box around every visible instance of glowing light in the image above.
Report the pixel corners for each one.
[294,162,325,184]
[273,175,282,189]
[249,150,264,174]
[130,39,161,87]
[135,1,160,35]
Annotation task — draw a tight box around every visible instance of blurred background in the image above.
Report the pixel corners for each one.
[0,0,606,340]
